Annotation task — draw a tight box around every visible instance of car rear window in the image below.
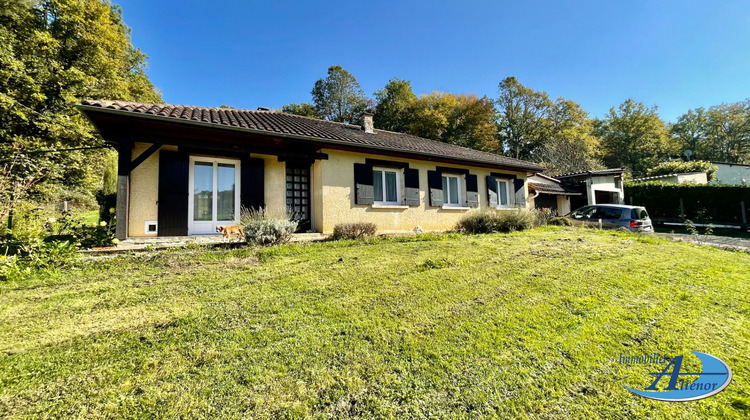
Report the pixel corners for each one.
[630,208,649,219]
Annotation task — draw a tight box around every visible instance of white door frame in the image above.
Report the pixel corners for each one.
[188,156,241,235]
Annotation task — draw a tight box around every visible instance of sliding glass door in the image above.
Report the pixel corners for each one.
[188,157,241,234]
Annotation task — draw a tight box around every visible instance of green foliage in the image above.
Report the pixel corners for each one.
[280,102,319,118]
[671,102,750,163]
[625,182,750,223]
[373,78,417,133]
[311,65,368,124]
[0,0,161,214]
[101,150,117,194]
[456,209,541,233]
[240,207,298,246]
[495,76,554,160]
[331,222,377,240]
[647,160,718,181]
[595,99,673,176]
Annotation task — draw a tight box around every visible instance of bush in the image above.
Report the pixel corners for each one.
[456,209,539,234]
[647,160,717,181]
[548,217,573,226]
[240,207,298,246]
[331,222,377,240]
[625,182,750,223]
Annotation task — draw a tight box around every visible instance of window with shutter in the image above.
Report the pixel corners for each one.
[353,163,374,205]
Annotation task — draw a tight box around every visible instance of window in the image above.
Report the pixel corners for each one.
[497,179,511,208]
[188,157,241,235]
[373,167,401,205]
[442,174,462,206]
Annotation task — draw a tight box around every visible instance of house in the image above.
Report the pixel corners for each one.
[527,173,581,216]
[711,162,750,186]
[77,101,544,240]
[631,172,708,184]
[554,169,625,210]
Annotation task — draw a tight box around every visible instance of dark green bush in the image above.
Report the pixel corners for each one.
[625,182,750,223]
[331,222,377,240]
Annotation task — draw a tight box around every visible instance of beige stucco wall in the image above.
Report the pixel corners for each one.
[127,144,286,237]
[127,144,533,236]
[557,195,571,215]
[251,154,286,213]
[675,172,708,184]
[128,143,177,237]
[316,149,528,233]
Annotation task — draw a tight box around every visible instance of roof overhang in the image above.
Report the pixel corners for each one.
[77,104,543,173]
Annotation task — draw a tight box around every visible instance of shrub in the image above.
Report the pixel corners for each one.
[240,207,298,246]
[456,209,539,234]
[331,222,377,240]
[548,217,573,226]
[647,160,717,181]
[624,183,750,223]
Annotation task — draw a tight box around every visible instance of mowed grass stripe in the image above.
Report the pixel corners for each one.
[0,228,748,418]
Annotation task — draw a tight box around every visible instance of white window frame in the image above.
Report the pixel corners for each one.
[373,167,402,206]
[188,156,241,235]
[442,174,463,207]
[496,179,512,208]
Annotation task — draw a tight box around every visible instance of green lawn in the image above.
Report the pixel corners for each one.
[1,228,748,418]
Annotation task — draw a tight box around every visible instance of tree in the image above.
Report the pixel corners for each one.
[373,78,416,132]
[281,102,319,118]
[595,99,670,176]
[670,108,708,158]
[538,98,602,175]
[494,77,553,160]
[704,101,750,163]
[0,0,161,218]
[311,65,368,124]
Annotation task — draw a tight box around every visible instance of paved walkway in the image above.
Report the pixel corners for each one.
[655,233,750,253]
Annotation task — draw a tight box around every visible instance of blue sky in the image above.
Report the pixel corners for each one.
[116,0,750,122]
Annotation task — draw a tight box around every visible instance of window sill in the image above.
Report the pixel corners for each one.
[441,205,471,210]
[371,204,409,209]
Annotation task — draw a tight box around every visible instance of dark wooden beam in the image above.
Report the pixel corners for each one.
[129,143,161,173]
[115,139,131,240]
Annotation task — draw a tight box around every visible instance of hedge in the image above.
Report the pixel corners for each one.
[625,182,750,224]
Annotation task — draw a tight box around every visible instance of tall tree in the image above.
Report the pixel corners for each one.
[0,0,161,221]
[494,76,553,160]
[670,108,708,158]
[373,78,417,132]
[704,101,750,163]
[595,99,670,176]
[539,98,602,174]
[280,102,318,118]
[311,65,368,124]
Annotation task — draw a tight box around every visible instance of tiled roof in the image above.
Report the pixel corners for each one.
[556,168,624,179]
[78,100,544,171]
[529,181,581,195]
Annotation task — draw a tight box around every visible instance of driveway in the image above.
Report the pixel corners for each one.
[656,232,750,253]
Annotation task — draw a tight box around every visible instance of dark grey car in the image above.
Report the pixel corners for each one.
[567,204,654,233]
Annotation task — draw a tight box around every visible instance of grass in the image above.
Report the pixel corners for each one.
[1,228,748,418]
